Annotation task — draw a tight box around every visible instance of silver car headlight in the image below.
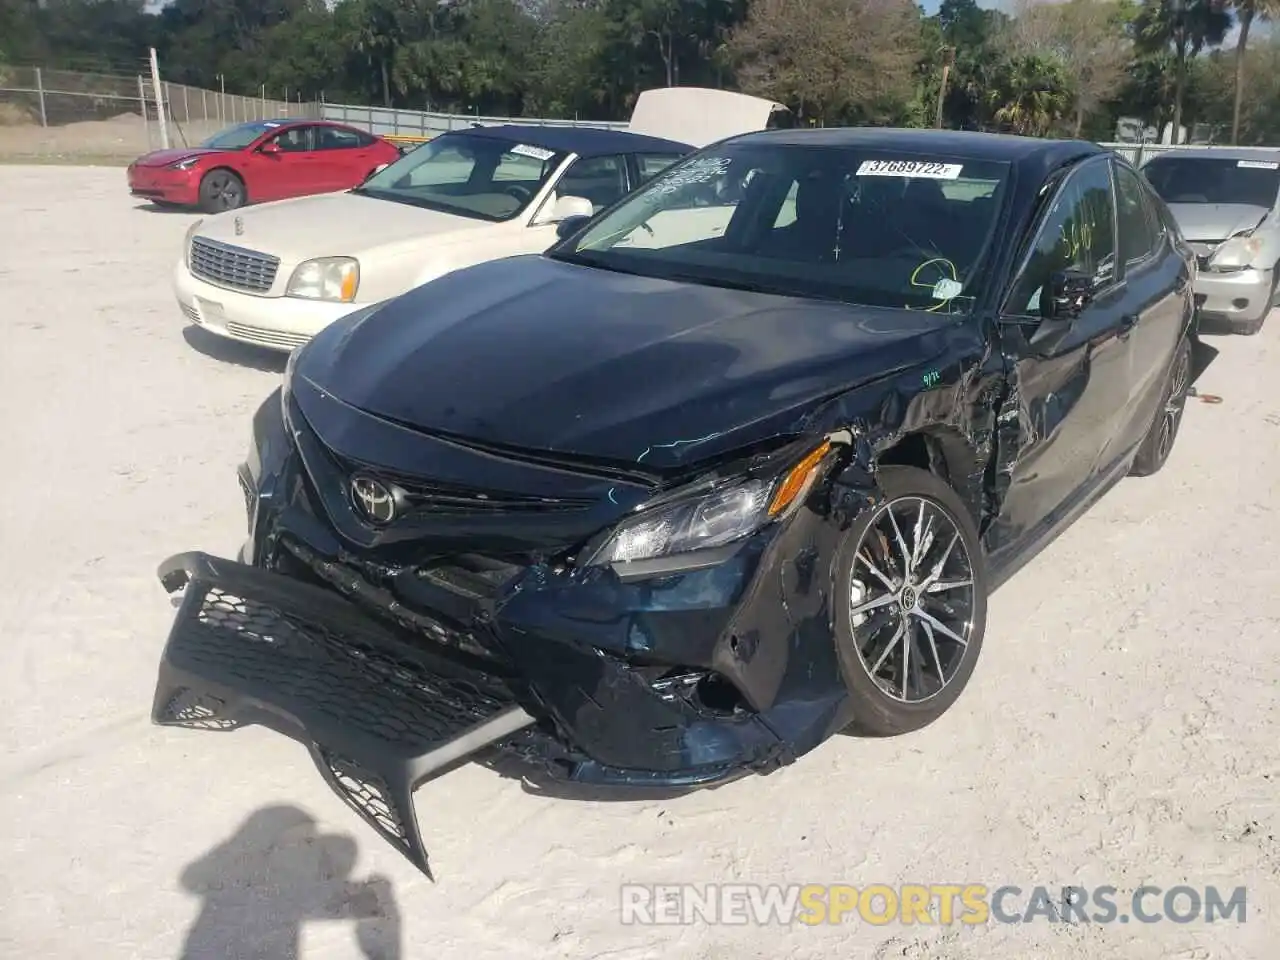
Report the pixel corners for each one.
[585,442,833,567]
[1206,234,1262,272]
[286,257,360,302]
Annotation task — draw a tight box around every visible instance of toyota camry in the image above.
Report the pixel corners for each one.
[150,128,1200,876]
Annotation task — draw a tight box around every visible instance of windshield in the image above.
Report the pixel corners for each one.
[352,131,566,222]
[200,121,285,151]
[549,143,1009,312]
[1143,156,1280,207]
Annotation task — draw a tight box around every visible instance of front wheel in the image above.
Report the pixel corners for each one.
[834,465,989,737]
[198,169,246,214]
[1129,333,1191,477]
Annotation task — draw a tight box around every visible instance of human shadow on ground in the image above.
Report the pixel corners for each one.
[182,324,288,374]
[176,804,401,960]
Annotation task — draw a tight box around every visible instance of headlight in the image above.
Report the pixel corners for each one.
[183,218,203,268]
[586,442,832,567]
[1207,234,1263,272]
[286,257,360,302]
[170,157,200,171]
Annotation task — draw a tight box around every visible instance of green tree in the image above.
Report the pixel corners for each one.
[1134,0,1231,138]
[1228,0,1280,141]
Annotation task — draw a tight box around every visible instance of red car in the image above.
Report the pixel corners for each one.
[126,118,402,213]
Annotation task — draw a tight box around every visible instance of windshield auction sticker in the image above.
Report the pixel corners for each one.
[511,143,556,161]
[856,160,963,179]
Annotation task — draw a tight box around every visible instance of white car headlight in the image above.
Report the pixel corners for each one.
[1207,234,1262,272]
[586,442,833,567]
[170,157,200,171]
[286,257,360,302]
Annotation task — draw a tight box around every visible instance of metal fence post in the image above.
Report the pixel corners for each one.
[137,74,150,148]
[182,84,189,124]
[34,67,47,127]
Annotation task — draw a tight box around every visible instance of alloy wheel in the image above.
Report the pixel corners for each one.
[206,173,243,212]
[848,496,977,704]
[1156,345,1191,463]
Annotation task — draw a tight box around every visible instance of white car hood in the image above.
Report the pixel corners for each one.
[196,191,494,259]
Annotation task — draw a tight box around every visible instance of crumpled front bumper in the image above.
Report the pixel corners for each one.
[151,551,536,877]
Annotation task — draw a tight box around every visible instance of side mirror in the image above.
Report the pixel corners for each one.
[542,194,594,224]
[556,214,592,240]
[259,141,281,155]
[1045,268,1094,320]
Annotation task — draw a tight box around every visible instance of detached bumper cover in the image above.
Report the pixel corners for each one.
[151,551,534,876]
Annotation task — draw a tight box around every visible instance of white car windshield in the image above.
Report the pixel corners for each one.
[551,143,1010,312]
[353,131,566,222]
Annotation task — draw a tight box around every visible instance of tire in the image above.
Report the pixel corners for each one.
[1129,333,1192,478]
[833,465,989,737]
[198,169,247,214]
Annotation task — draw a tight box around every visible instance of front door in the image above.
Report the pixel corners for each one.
[1108,159,1190,454]
[985,156,1134,560]
[248,125,318,202]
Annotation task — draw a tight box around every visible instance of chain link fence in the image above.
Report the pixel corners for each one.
[0,65,317,161]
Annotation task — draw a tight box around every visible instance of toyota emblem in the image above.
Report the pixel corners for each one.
[350,475,397,524]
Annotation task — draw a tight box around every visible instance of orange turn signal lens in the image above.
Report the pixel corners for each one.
[768,441,832,517]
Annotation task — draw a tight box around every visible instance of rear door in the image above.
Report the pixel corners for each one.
[986,156,1134,558]
[312,125,383,191]
[1109,158,1190,452]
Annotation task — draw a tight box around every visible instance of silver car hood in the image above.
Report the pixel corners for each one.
[1166,202,1268,243]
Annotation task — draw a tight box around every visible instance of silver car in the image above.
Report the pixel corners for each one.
[1141,148,1280,335]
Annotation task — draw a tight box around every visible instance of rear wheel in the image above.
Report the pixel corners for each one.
[834,466,988,737]
[198,169,246,214]
[1130,333,1192,477]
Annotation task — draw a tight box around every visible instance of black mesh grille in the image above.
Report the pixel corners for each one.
[318,748,413,848]
[161,583,515,750]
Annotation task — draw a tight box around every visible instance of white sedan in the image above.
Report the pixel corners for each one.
[173,88,789,352]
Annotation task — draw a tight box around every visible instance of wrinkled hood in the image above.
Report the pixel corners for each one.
[133,147,223,168]
[1165,202,1268,242]
[296,255,952,471]
[195,191,494,258]
[627,87,788,149]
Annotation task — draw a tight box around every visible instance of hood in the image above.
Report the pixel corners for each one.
[195,191,494,258]
[296,255,952,472]
[627,87,788,149]
[134,147,223,168]
[1165,202,1268,242]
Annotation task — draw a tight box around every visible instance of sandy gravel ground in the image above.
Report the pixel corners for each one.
[0,116,226,163]
[2,165,1278,960]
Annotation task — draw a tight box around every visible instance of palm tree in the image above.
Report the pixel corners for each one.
[985,54,1072,136]
[1231,0,1280,142]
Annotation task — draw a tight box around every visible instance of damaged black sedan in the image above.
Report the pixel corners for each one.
[153,128,1199,875]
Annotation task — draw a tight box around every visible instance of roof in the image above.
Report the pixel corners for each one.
[1143,147,1280,163]
[447,123,692,158]
[729,126,1105,166]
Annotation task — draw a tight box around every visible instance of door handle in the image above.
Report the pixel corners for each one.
[1118,313,1138,340]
